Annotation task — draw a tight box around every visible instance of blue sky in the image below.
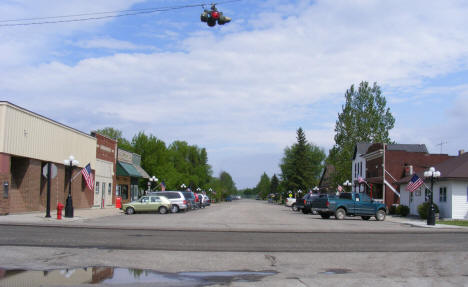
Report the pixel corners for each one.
[1,0,467,188]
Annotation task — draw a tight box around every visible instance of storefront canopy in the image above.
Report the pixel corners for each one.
[117,161,143,178]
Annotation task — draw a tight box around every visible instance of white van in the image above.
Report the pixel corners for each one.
[149,191,188,213]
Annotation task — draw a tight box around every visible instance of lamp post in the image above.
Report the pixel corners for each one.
[424,167,441,226]
[343,180,352,192]
[147,176,157,194]
[63,155,79,218]
[313,186,319,193]
[181,183,186,191]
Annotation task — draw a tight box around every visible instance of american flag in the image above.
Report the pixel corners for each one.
[358,176,365,183]
[407,174,423,192]
[160,181,166,191]
[337,185,343,192]
[81,163,94,191]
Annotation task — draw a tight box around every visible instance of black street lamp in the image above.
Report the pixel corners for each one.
[424,167,441,226]
[343,180,352,192]
[63,155,79,218]
[147,176,157,194]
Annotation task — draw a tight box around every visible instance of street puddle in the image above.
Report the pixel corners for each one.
[320,268,352,275]
[0,267,277,286]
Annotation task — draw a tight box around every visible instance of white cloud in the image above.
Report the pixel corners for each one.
[74,37,155,51]
[1,0,468,187]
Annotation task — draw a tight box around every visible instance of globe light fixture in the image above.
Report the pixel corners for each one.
[424,166,441,226]
[63,155,79,218]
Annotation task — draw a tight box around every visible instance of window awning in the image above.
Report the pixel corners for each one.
[117,161,143,178]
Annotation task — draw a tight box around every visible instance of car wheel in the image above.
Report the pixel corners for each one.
[292,204,298,211]
[126,207,135,215]
[375,209,386,221]
[335,208,346,220]
[171,205,180,213]
[159,206,168,214]
[320,213,330,219]
[361,216,371,220]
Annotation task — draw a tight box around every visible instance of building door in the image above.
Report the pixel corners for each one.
[101,182,106,208]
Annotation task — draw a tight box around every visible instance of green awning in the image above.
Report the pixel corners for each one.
[117,161,142,178]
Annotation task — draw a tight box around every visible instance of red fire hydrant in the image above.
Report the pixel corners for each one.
[57,203,64,220]
[116,197,122,209]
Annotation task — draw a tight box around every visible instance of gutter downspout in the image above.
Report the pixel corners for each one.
[383,143,386,206]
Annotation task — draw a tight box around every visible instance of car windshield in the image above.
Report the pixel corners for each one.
[182,192,194,199]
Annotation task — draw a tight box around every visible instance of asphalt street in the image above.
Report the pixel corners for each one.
[1,225,468,252]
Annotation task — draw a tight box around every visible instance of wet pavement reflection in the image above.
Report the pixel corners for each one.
[0,266,277,286]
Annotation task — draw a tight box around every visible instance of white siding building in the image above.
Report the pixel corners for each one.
[400,151,468,219]
[352,143,371,193]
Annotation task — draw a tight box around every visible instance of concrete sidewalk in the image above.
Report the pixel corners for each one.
[0,207,121,225]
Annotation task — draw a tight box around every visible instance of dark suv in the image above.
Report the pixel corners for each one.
[182,191,196,210]
[303,193,321,214]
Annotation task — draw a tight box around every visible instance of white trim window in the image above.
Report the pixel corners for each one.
[95,181,100,194]
[108,183,112,195]
[439,187,447,202]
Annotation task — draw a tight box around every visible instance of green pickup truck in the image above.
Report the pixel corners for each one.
[311,193,388,221]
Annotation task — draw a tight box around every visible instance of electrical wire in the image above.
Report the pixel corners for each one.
[0,0,241,27]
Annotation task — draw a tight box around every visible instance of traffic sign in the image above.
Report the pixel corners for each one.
[42,163,58,179]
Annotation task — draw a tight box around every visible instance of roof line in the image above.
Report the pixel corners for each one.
[0,101,95,140]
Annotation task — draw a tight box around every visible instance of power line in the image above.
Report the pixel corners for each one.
[0,0,241,27]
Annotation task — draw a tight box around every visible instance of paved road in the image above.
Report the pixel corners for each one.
[2,225,468,252]
[64,199,462,232]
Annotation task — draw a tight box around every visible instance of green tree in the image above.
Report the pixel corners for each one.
[270,174,280,202]
[328,81,395,186]
[256,172,271,199]
[95,127,133,152]
[280,128,326,192]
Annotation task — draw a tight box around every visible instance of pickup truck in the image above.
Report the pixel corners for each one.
[311,193,388,221]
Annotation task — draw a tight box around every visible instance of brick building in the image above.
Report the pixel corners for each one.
[362,143,451,208]
[91,132,117,208]
[0,101,96,215]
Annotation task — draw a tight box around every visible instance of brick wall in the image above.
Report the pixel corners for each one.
[0,153,11,215]
[94,133,117,205]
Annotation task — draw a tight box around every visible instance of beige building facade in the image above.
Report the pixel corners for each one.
[0,101,97,214]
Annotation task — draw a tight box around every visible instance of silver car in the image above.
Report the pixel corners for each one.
[149,191,188,213]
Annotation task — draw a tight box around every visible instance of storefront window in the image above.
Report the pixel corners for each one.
[108,183,112,195]
[120,185,128,200]
[95,182,99,194]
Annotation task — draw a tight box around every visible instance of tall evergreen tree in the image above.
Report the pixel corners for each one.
[328,81,395,186]
[280,128,326,192]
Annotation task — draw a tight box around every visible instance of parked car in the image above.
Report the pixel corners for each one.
[182,191,197,209]
[311,192,388,220]
[225,195,232,202]
[198,194,209,208]
[303,193,321,214]
[122,195,171,215]
[294,193,315,212]
[204,195,211,206]
[149,191,188,213]
[286,197,296,208]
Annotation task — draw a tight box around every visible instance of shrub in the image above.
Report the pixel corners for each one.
[389,205,397,215]
[417,202,439,219]
[396,205,410,217]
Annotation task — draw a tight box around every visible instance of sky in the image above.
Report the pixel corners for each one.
[1,0,467,189]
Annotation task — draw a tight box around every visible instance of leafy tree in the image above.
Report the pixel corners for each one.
[328,81,395,186]
[280,128,326,192]
[95,127,133,152]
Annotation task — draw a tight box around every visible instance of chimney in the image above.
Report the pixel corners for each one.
[459,149,465,156]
